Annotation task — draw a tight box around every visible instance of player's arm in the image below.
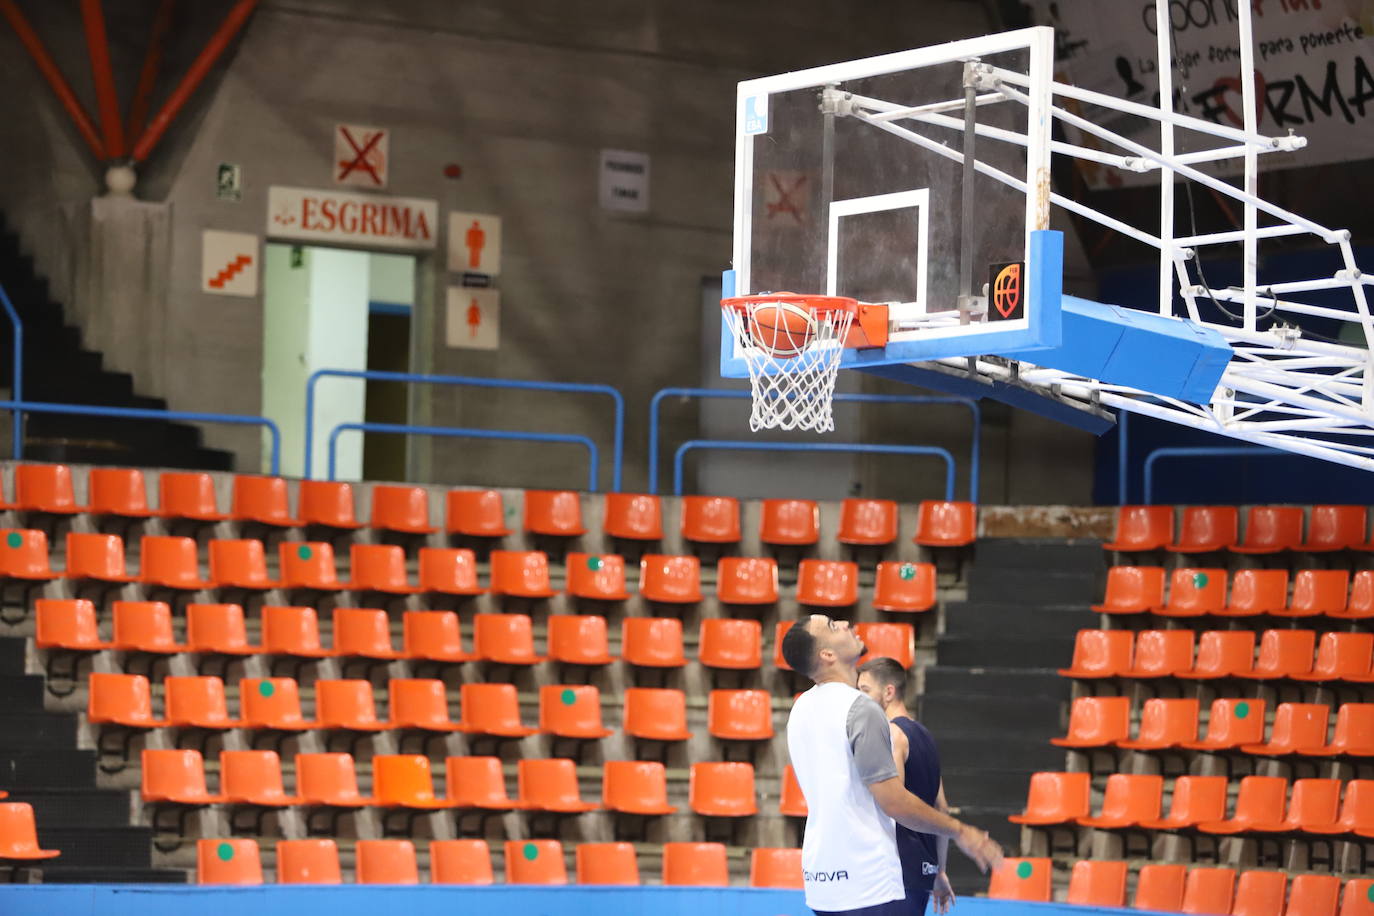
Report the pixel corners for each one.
[888,721,910,772]
[936,780,950,872]
[932,781,957,915]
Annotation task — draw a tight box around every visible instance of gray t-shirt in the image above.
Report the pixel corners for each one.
[847,694,900,785]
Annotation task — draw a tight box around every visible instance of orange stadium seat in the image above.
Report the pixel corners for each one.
[1139,776,1230,830]
[913,500,976,547]
[602,493,663,541]
[314,679,392,732]
[64,532,136,584]
[296,481,362,530]
[717,557,779,605]
[1104,505,1174,552]
[1059,629,1133,678]
[1176,630,1256,679]
[141,748,224,804]
[838,498,899,546]
[1167,506,1238,553]
[231,475,301,527]
[332,607,405,660]
[855,622,914,668]
[623,688,692,742]
[699,618,762,669]
[760,498,819,546]
[661,842,729,887]
[1302,505,1366,551]
[680,495,741,543]
[1285,875,1341,916]
[260,605,332,659]
[1009,772,1091,825]
[401,610,470,664]
[86,468,152,518]
[14,464,79,514]
[139,535,211,589]
[621,618,686,668]
[1119,698,1200,750]
[1232,871,1288,916]
[1126,629,1196,678]
[355,839,420,884]
[1310,704,1374,756]
[417,547,484,596]
[1066,860,1127,907]
[504,840,567,885]
[688,762,757,816]
[446,489,510,537]
[158,472,227,522]
[208,539,279,590]
[0,529,56,582]
[565,552,629,600]
[546,614,613,666]
[1312,780,1374,836]
[196,838,260,884]
[87,672,165,728]
[773,621,794,671]
[749,848,803,889]
[35,598,110,651]
[472,613,543,664]
[1296,633,1374,682]
[1338,571,1374,620]
[987,858,1052,901]
[1242,630,1317,680]
[1275,779,1343,833]
[517,759,597,813]
[276,839,343,884]
[371,755,454,810]
[1158,567,1227,617]
[639,554,702,603]
[164,676,243,730]
[430,839,495,885]
[1341,880,1374,916]
[459,683,535,737]
[1077,773,1164,828]
[1280,569,1350,618]
[186,603,260,656]
[797,559,858,606]
[240,678,315,731]
[872,561,936,613]
[576,842,640,885]
[1052,695,1132,748]
[1092,565,1165,614]
[219,750,299,807]
[602,761,676,815]
[111,600,186,654]
[538,684,612,739]
[277,542,343,591]
[1232,506,1304,554]
[1218,568,1289,617]
[524,490,586,536]
[707,689,774,741]
[489,550,556,598]
[348,544,418,594]
[369,485,436,535]
[1182,698,1267,750]
[1182,868,1236,915]
[779,765,807,817]
[1133,863,1188,911]
[443,757,519,811]
[295,753,372,808]
[1197,776,1288,834]
[388,678,464,733]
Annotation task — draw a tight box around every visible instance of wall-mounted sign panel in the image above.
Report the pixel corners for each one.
[267,186,437,250]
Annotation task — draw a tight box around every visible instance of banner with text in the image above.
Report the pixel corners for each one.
[267,186,437,249]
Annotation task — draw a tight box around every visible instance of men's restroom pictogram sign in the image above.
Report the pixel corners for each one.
[447,212,502,276]
[335,124,389,188]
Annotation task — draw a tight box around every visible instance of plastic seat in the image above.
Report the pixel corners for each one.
[1302,505,1366,552]
[186,603,260,656]
[35,598,110,650]
[1197,776,1289,833]
[1159,568,1227,617]
[699,618,762,669]
[1182,698,1267,750]
[296,480,362,530]
[371,755,455,810]
[314,679,392,732]
[914,500,976,547]
[838,498,899,546]
[472,613,543,664]
[565,553,629,600]
[712,557,775,605]
[260,605,332,658]
[1337,571,1374,620]
[64,532,137,584]
[1077,773,1164,827]
[749,847,802,889]
[1232,506,1305,554]
[459,683,535,737]
[332,607,405,660]
[602,760,676,815]
[158,472,227,521]
[780,764,807,816]
[1052,695,1132,748]
[1059,629,1134,678]
[443,757,519,810]
[1244,627,1320,680]
[661,842,729,886]
[621,617,686,667]
[13,464,79,514]
[1008,771,1091,824]
[196,838,260,884]
[446,489,510,537]
[1105,505,1174,551]
[276,839,343,884]
[1340,881,1374,916]
[1280,569,1350,618]
[0,529,57,581]
[1275,778,1343,833]
[1066,860,1128,907]
[1219,568,1290,617]
[1093,565,1165,614]
[1241,703,1330,756]
[87,672,166,727]
[240,678,314,730]
[165,676,242,730]
[872,561,936,613]
[1310,704,1374,756]
[1138,775,1231,830]
[111,600,186,653]
[1310,780,1374,836]
[680,496,740,543]
[576,842,640,885]
[639,554,702,603]
[417,547,484,596]
[489,550,556,598]
[524,490,586,536]
[504,840,567,885]
[688,761,757,816]
[277,542,343,591]
[773,621,795,670]
[348,544,418,594]
[518,758,597,812]
[602,493,663,541]
[796,559,858,606]
[1296,633,1374,683]
[1167,506,1239,553]
[141,748,224,803]
[208,539,279,590]
[623,688,692,741]
[370,485,437,535]
[547,615,613,665]
[539,684,612,739]
[294,753,372,807]
[355,839,420,884]
[86,468,152,517]
[1126,629,1196,678]
[388,678,463,732]
[231,475,301,527]
[1284,875,1342,916]
[760,498,819,545]
[220,749,300,806]
[1120,698,1200,750]
[1176,630,1256,679]
[1232,870,1288,916]
[140,535,211,590]
[855,622,915,669]
[430,839,495,884]
[1181,867,1236,915]
[987,858,1052,901]
[1133,863,1188,911]
[401,610,471,663]
[708,689,774,741]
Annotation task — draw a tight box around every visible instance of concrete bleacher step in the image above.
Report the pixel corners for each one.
[932,635,1072,669]
[37,867,187,884]
[940,767,1041,806]
[0,750,101,790]
[0,635,30,674]
[918,694,1063,739]
[0,674,48,708]
[923,666,1068,702]
[932,735,1065,773]
[0,714,79,750]
[5,789,136,828]
[941,601,1097,639]
[971,538,1107,573]
[966,566,1101,605]
[29,827,159,869]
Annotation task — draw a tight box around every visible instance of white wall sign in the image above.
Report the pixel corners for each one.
[447,212,502,275]
[446,287,500,350]
[267,186,437,249]
[201,229,259,297]
[599,149,650,212]
[334,123,389,188]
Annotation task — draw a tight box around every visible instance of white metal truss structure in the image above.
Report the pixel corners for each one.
[833,4,1374,472]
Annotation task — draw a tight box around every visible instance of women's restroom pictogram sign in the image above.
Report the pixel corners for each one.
[447,211,501,276]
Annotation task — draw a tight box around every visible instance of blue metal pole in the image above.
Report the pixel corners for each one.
[672,439,956,500]
[1142,446,1279,505]
[1118,409,1129,505]
[0,283,23,459]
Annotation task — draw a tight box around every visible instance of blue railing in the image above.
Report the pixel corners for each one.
[648,388,980,498]
[304,370,624,490]
[0,283,22,459]
[327,421,599,491]
[0,399,282,474]
[672,439,955,499]
[1143,445,1285,505]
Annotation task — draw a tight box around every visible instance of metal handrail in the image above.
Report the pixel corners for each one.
[0,283,23,459]
[0,399,282,474]
[1142,445,1284,504]
[327,421,599,491]
[648,388,980,498]
[304,369,624,490]
[673,439,956,499]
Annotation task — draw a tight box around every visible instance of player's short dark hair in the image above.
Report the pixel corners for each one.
[858,656,907,698]
[781,618,820,677]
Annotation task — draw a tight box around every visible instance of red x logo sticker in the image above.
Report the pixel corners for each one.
[335,125,388,187]
[765,172,808,224]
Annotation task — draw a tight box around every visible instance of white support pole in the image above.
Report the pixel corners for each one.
[1238,0,1259,329]
[1155,0,1175,317]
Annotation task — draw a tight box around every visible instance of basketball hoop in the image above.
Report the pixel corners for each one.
[721,293,858,432]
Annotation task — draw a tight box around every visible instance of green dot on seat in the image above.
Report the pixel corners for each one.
[1236,702,1249,719]
[1366,885,1374,903]
[217,842,235,861]
[5,532,20,549]
[297,545,312,560]
[258,681,275,698]
[560,688,576,705]
[522,842,539,861]
[587,556,603,572]
[899,564,915,580]
[1016,861,1033,879]
[1192,572,1208,588]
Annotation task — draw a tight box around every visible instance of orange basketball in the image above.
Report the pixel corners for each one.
[749,302,815,358]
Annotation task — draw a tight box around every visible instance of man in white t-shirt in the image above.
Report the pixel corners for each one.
[782,614,1003,916]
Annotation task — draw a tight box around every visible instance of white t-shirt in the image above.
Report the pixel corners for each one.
[786,681,904,912]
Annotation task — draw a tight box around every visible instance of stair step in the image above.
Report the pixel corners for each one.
[973,538,1107,572]
[943,601,1097,638]
[31,827,156,868]
[0,637,29,674]
[35,866,188,884]
[0,674,46,707]
[0,714,79,749]
[0,750,100,789]
[922,666,1069,701]
[941,768,1037,808]
[935,635,1073,669]
[3,788,132,827]
[918,695,1064,738]
[934,735,1067,771]
[967,570,1100,605]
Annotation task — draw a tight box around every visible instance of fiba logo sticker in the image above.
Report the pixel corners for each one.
[988,261,1025,321]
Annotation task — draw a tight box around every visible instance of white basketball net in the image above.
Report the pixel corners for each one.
[723,301,854,432]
